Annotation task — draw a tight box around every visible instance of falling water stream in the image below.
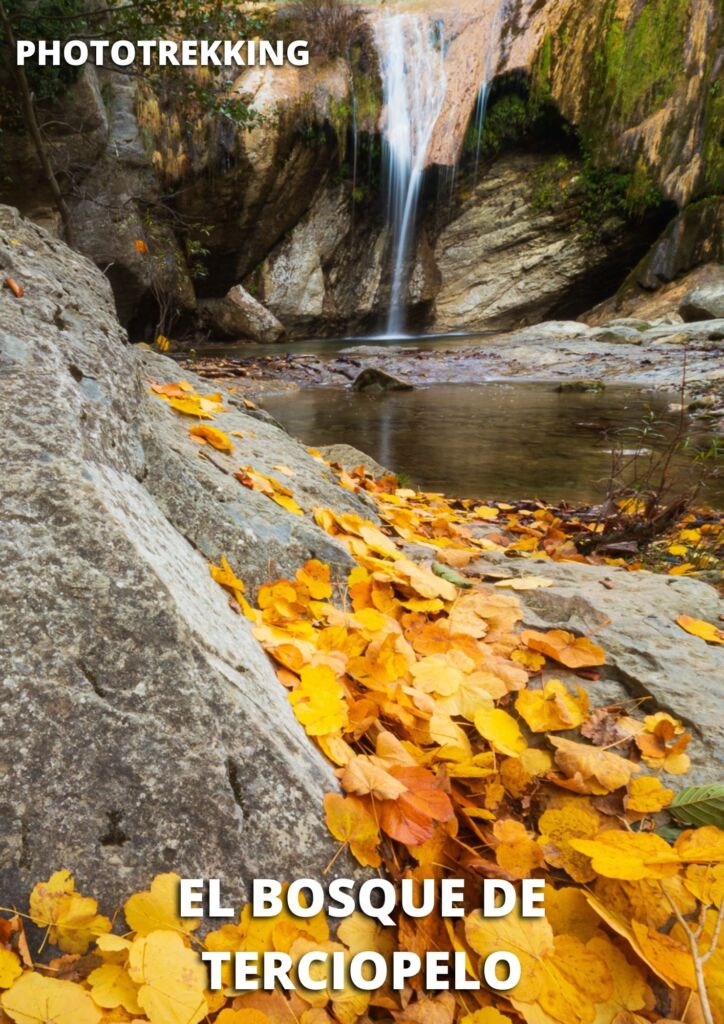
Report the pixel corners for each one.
[373,4,509,336]
[374,13,447,337]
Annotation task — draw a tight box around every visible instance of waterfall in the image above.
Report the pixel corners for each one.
[374,13,447,338]
[473,0,508,180]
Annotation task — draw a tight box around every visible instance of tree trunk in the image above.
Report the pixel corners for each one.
[0,2,76,246]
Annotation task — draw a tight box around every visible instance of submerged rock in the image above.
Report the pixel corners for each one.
[352,367,415,392]
[0,205,367,910]
[556,379,605,393]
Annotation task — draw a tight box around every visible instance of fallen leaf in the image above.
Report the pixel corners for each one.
[189,424,234,452]
[676,615,724,644]
[521,629,606,669]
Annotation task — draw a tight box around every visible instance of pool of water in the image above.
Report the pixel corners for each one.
[260,381,722,507]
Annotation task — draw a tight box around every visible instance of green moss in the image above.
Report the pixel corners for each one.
[700,77,724,196]
[602,0,689,122]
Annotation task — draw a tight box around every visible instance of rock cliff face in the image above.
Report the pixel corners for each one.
[0,204,373,909]
[0,0,720,338]
[431,152,663,331]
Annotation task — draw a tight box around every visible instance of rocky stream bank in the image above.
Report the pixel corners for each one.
[1,206,722,914]
[183,313,724,433]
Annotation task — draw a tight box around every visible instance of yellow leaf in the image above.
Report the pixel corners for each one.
[511,648,546,672]
[675,826,724,863]
[630,920,695,988]
[124,873,198,937]
[626,776,674,813]
[0,951,21,989]
[516,679,588,732]
[493,576,553,591]
[270,492,305,516]
[337,912,395,958]
[550,736,638,793]
[296,560,332,600]
[474,707,527,757]
[586,933,652,1017]
[340,754,408,800]
[521,628,606,668]
[29,870,111,954]
[538,800,602,883]
[87,963,141,1014]
[676,615,724,644]
[535,934,612,1024]
[568,831,680,880]
[217,1011,273,1024]
[684,863,724,906]
[189,424,234,452]
[323,793,381,868]
[289,665,348,736]
[473,505,499,521]
[127,930,206,1024]
[465,910,553,1003]
[544,886,601,941]
[460,1011,513,1024]
[1,972,101,1024]
[410,655,464,697]
[493,819,545,879]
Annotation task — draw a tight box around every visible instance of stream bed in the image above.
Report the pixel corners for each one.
[260,381,723,507]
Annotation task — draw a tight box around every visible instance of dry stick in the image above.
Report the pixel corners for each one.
[661,883,719,1024]
[0,2,75,247]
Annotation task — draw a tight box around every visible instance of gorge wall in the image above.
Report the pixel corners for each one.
[0,0,721,341]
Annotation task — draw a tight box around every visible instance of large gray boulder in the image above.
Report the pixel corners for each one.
[680,281,724,322]
[0,206,369,911]
[199,283,285,342]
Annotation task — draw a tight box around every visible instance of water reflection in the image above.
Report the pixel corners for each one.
[261,382,722,507]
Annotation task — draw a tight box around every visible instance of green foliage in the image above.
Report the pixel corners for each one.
[602,0,689,122]
[3,0,263,129]
[531,148,663,243]
[1,0,86,115]
[700,77,724,198]
[670,785,724,828]
[464,93,530,158]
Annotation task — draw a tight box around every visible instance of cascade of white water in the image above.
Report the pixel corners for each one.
[473,0,509,180]
[374,13,447,338]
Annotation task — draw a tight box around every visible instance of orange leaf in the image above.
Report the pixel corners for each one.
[521,628,606,668]
[3,277,23,298]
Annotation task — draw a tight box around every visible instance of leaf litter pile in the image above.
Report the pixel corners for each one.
[1,382,723,1024]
